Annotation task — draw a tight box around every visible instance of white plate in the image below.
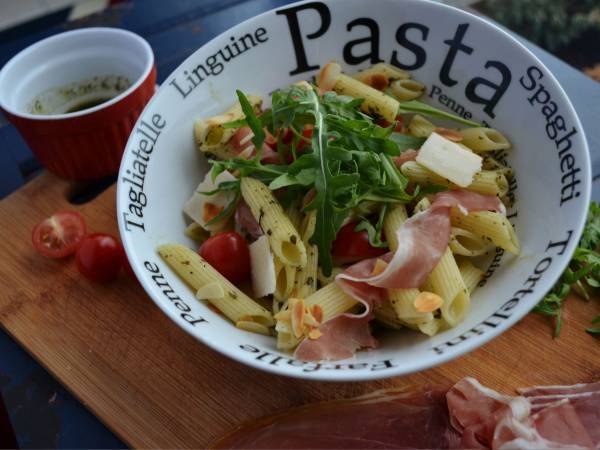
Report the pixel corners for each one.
[117,0,591,381]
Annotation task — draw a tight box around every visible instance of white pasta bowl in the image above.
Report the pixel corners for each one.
[117,0,590,380]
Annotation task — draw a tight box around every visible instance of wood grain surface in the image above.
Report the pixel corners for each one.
[0,172,598,448]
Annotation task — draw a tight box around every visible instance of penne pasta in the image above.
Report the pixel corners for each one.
[401,161,509,197]
[457,258,484,294]
[317,266,344,287]
[285,201,303,231]
[194,95,262,159]
[408,114,436,138]
[158,244,274,327]
[352,63,410,87]
[240,177,307,267]
[449,226,494,256]
[318,62,400,122]
[274,256,296,300]
[459,127,511,152]
[450,210,520,254]
[304,282,358,320]
[390,78,425,101]
[427,247,470,328]
[294,210,318,298]
[374,302,403,330]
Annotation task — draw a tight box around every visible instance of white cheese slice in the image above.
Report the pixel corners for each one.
[183,170,237,231]
[416,132,483,187]
[249,235,276,298]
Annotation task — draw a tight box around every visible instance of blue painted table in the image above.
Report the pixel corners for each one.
[0,0,598,447]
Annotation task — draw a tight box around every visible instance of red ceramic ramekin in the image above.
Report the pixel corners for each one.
[0,28,156,180]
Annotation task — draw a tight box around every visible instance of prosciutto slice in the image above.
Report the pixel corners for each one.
[212,378,598,449]
[392,149,419,168]
[336,189,503,291]
[230,126,280,164]
[212,387,462,449]
[446,377,530,448]
[294,279,384,361]
[518,381,600,398]
[447,378,600,449]
[294,313,378,361]
[518,382,600,445]
[235,200,263,239]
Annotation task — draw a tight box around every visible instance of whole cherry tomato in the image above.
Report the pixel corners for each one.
[76,233,123,283]
[331,222,387,265]
[199,231,251,284]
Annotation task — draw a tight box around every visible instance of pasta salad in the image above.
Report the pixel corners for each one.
[158,61,519,361]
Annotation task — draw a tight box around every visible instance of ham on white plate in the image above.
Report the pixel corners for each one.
[212,378,600,449]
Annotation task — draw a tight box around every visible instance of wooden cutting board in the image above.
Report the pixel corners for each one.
[0,172,598,448]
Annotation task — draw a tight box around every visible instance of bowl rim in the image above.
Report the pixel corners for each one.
[0,27,155,120]
[117,0,591,381]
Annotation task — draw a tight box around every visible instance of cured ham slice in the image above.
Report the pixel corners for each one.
[213,378,598,449]
[212,387,462,449]
[517,381,600,397]
[235,200,263,239]
[446,377,530,448]
[229,126,281,164]
[294,280,384,361]
[337,190,503,291]
[294,313,377,361]
[392,149,419,167]
[518,382,600,445]
[447,377,600,450]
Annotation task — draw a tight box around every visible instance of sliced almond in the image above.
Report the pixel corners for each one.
[433,127,463,142]
[311,305,323,324]
[290,298,306,338]
[414,291,444,313]
[308,329,323,340]
[371,259,388,276]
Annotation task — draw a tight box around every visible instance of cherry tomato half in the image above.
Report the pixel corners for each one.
[331,222,387,265]
[376,116,404,132]
[200,231,251,284]
[76,233,123,283]
[31,211,87,259]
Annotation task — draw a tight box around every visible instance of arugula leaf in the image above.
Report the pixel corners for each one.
[579,201,600,250]
[199,179,240,196]
[209,158,285,184]
[587,315,600,334]
[397,100,481,127]
[355,203,389,249]
[389,133,426,151]
[534,201,600,337]
[269,168,316,190]
[235,90,265,152]
[205,191,240,226]
[303,87,342,276]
